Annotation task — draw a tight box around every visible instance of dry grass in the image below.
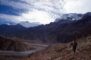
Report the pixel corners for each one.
[29,36,91,60]
[0,36,91,60]
[0,36,33,51]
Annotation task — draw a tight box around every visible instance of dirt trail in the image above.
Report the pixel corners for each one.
[0,44,48,57]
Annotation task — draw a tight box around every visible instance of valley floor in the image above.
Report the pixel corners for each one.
[0,36,91,60]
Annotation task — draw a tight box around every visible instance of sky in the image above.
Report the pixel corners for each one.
[0,0,91,24]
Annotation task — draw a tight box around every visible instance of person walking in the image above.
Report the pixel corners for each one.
[70,39,78,54]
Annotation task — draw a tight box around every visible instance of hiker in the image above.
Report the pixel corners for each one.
[70,40,78,54]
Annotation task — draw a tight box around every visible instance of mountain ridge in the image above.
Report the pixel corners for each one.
[0,12,91,43]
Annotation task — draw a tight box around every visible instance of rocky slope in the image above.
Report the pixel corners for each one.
[29,35,91,60]
[0,35,91,60]
[0,36,31,51]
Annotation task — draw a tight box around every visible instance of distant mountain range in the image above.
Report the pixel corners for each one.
[0,20,17,25]
[0,13,83,28]
[0,20,41,28]
[0,12,91,43]
[19,21,41,28]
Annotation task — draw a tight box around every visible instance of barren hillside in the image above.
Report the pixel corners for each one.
[0,36,91,60]
[0,36,31,51]
[29,36,91,60]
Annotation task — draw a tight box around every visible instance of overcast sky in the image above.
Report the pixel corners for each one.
[0,0,91,24]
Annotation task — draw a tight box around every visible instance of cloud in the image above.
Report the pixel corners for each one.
[0,5,25,15]
[0,14,21,23]
[1,0,91,16]
[0,0,31,10]
[20,10,55,24]
[0,0,64,24]
[64,0,91,13]
[1,0,91,24]
[0,0,64,15]
[0,9,54,24]
[0,10,54,24]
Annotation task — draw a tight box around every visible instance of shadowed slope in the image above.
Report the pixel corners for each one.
[0,36,31,51]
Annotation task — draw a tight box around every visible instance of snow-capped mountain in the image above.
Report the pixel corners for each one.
[56,13,83,22]
[0,20,41,28]
[0,20,17,25]
[19,21,41,28]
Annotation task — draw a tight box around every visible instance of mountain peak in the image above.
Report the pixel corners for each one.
[55,13,83,22]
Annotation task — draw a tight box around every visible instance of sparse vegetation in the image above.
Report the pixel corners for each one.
[0,12,91,60]
[0,36,31,51]
[29,36,91,60]
[1,36,89,60]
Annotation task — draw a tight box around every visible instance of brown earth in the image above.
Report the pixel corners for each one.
[0,36,31,51]
[0,36,91,60]
[29,36,91,60]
